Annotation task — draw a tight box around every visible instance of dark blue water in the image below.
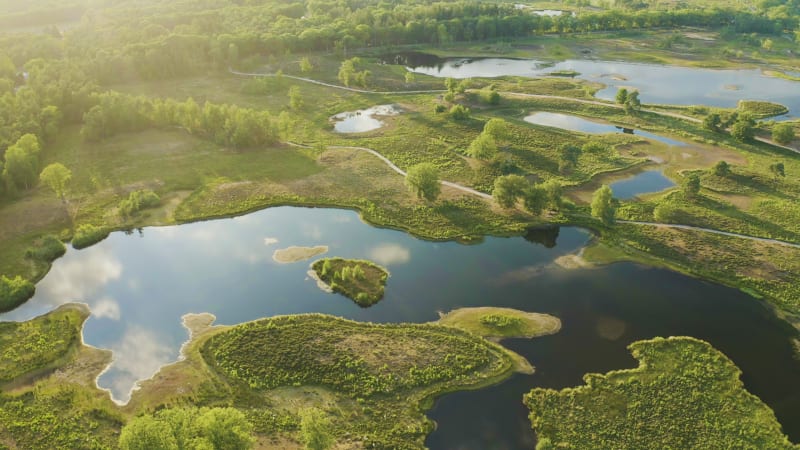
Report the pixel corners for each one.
[2,207,798,447]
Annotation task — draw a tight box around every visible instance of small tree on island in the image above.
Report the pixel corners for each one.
[405,163,440,201]
[591,184,615,225]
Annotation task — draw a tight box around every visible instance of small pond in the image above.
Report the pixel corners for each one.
[331,104,400,133]
[524,111,688,147]
[2,207,799,448]
[609,169,676,199]
[400,54,800,117]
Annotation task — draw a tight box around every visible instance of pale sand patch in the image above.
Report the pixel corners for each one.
[272,245,328,263]
[554,253,593,269]
[263,237,279,246]
[181,312,217,340]
[307,269,333,293]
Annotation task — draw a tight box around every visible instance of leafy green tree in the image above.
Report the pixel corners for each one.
[624,90,641,114]
[523,185,547,215]
[712,160,730,177]
[338,59,356,87]
[404,71,416,84]
[288,86,303,110]
[480,86,500,104]
[119,407,254,450]
[444,77,459,93]
[615,88,628,104]
[492,174,528,208]
[467,133,497,159]
[772,123,795,145]
[449,104,470,121]
[559,144,581,173]
[653,203,677,222]
[300,408,335,450]
[3,136,40,190]
[405,163,440,201]
[769,162,785,179]
[299,57,313,73]
[39,163,72,203]
[541,179,564,210]
[591,184,615,225]
[81,105,108,142]
[195,408,254,450]
[730,116,755,142]
[483,118,508,140]
[682,173,701,199]
[119,416,179,450]
[703,113,722,132]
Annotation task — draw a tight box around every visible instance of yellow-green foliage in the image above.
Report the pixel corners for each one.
[195,314,521,448]
[0,384,123,449]
[313,258,389,307]
[737,100,789,119]
[202,314,512,398]
[71,224,109,250]
[0,275,35,313]
[119,189,160,217]
[0,304,84,383]
[525,336,798,450]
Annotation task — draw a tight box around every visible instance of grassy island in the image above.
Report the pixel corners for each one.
[311,258,389,306]
[437,307,561,340]
[152,313,535,448]
[525,336,798,450]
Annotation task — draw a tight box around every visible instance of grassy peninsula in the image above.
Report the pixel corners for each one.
[437,306,561,340]
[311,258,389,306]
[525,336,799,450]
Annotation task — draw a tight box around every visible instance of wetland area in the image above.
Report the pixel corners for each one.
[2,2,800,447]
[3,206,799,448]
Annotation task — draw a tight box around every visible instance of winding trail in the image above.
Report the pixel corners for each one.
[618,221,800,249]
[252,71,798,247]
[286,142,493,199]
[229,69,445,95]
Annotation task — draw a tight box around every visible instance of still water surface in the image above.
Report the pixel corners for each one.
[403,55,799,117]
[2,207,798,447]
[524,111,688,147]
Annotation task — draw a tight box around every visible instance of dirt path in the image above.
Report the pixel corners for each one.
[618,220,800,249]
[266,74,799,246]
[229,69,445,95]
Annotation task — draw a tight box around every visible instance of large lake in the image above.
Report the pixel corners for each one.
[401,54,800,117]
[2,207,799,447]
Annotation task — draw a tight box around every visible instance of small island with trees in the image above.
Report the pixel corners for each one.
[311,258,389,307]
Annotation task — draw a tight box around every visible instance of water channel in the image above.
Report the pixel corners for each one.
[400,53,799,117]
[2,206,799,447]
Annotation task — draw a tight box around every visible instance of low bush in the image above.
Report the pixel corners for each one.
[72,224,109,249]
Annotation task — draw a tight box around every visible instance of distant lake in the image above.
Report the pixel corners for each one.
[3,207,798,447]
[400,54,799,117]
